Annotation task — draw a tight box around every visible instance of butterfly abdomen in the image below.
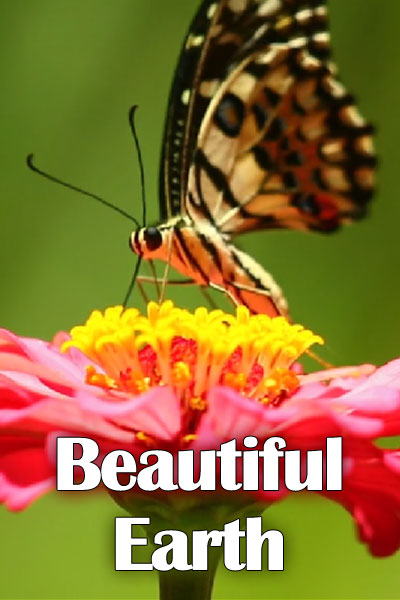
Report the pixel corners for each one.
[174,223,287,317]
[227,243,288,317]
[131,218,286,318]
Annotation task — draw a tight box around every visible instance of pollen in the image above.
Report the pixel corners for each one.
[189,396,207,411]
[182,433,198,444]
[63,301,323,406]
[120,368,149,394]
[136,431,154,447]
[258,368,300,404]
[85,365,118,390]
[171,361,192,387]
[223,372,247,392]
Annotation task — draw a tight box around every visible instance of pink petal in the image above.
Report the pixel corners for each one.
[342,386,400,413]
[0,473,54,511]
[349,359,400,392]
[77,386,181,441]
[334,413,383,437]
[206,385,298,439]
[0,436,55,510]
[0,329,85,384]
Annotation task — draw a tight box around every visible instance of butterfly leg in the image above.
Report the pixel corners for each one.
[228,281,274,297]
[136,275,197,286]
[305,348,334,369]
[209,282,239,308]
[135,275,198,303]
[200,287,219,310]
[136,276,152,305]
[136,276,221,311]
[148,259,161,297]
[135,275,193,305]
[159,233,174,303]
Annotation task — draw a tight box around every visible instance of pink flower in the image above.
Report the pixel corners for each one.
[0,324,182,510]
[1,302,400,557]
[201,360,400,556]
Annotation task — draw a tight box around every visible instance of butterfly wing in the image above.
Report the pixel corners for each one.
[160,0,376,235]
[160,0,270,219]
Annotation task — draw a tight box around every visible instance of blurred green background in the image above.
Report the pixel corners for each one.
[1,0,400,598]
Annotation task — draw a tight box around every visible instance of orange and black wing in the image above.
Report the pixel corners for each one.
[159,0,376,235]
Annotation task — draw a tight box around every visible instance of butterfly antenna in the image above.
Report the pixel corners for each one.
[123,255,143,307]
[26,154,140,227]
[128,106,147,226]
[305,348,334,369]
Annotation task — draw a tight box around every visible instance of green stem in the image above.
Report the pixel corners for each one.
[158,544,221,600]
[110,492,267,600]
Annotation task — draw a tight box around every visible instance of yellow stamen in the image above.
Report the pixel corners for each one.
[63,301,323,403]
[171,361,192,388]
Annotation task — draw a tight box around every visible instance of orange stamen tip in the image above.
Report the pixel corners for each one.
[182,434,198,444]
[120,368,148,394]
[136,431,154,446]
[223,371,247,392]
[85,365,117,390]
[189,396,207,411]
[260,368,299,402]
[171,361,192,387]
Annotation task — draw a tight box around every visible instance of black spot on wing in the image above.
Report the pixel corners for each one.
[311,168,328,191]
[214,93,245,137]
[265,87,281,108]
[309,37,330,61]
[291,192,340,232]
[252,145,273,170]
[280,136,290,151]
[292,97,306,116]
[285,150,304,166]
[265,117,286,141]
[292,192,320,216]
[282,171,299,190]
[252,102,269,130]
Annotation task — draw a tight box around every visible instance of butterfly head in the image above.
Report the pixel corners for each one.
[130,226,164,257]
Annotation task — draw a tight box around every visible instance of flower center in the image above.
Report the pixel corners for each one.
[62,301,323,405]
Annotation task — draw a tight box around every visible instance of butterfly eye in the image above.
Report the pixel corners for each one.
[144,227,163,251]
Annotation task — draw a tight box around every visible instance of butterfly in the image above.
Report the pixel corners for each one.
[130,0,376,317]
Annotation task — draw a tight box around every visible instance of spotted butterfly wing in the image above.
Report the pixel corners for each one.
[131,0,376,316]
